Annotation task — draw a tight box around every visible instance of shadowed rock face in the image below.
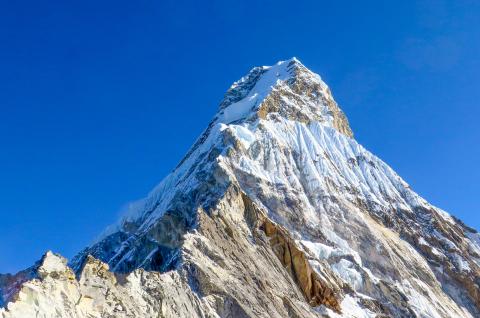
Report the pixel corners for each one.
[1,58,479,318]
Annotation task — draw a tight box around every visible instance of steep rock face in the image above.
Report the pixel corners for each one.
[261,218,343,312]
[1,58,479,318]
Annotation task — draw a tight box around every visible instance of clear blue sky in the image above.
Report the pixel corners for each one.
[1,0,479,273]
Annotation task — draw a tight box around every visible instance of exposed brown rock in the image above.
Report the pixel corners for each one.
[184,187,325,318]
[241,192,343,313]
[256,60,353,138]
[261,218,342,312]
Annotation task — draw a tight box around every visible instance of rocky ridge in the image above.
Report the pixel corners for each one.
[1,58,479,318]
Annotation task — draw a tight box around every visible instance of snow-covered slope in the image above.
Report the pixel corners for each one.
[1,58,479,318]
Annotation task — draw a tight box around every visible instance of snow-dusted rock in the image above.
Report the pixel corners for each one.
[1,58,479,317]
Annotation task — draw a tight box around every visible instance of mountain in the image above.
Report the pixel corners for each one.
[1,58,479,318]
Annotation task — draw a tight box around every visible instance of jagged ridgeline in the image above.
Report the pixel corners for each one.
[1,59,479,318]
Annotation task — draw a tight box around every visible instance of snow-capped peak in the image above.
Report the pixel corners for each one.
[215,58,353,137]
[2,58,479,318]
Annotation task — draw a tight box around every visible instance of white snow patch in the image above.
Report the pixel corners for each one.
[301,240,335,259]
[452,253,471,272]
[435,208,455,224]
[216,59,297,124]
[40,252,67,274]
[318,295,375,318]
[331,259,363,291]
[223,124,257,149]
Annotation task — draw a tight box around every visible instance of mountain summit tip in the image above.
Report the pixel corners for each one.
[216,58,353,137]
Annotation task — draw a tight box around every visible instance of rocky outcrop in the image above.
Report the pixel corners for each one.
[256,59,353,137]
[1,252,211,318]
[242,192,344,312]
[182,186,327,317]
[262,218,343,311]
